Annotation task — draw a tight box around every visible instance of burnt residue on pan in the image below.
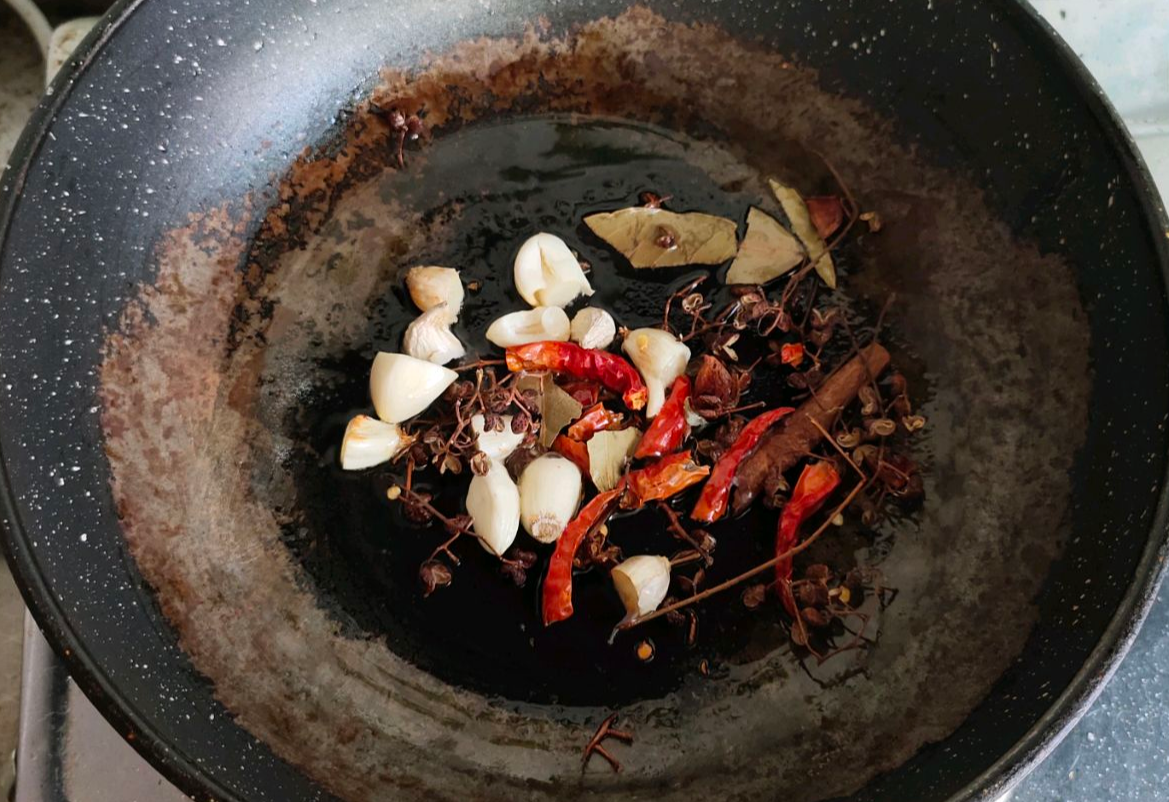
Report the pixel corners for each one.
[99,8,1089,802]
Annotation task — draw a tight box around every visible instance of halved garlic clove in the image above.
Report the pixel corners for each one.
[340,415,414,470]
[485,306,570,348]
[570,306,616,350]
[513,233,594,308]
[405,266,464,321]
[466,460,520,556]
[518,454,583,543]
[622,328,691,418]
[370,352,457,423]
[611,555,672,618]
[403,304,466,365]
[472,413,524,462]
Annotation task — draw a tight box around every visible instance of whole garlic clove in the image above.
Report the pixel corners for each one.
[340,415,414,470]
[402,304,466,365]
[611,555,672,618]
[570,307,616,350]
[472,413,524,462]
[513,233,594,308]
[622,328,691,418]
[370,352,457,423]
[405,266,464,321]
[485,306,571,348]
[466,460,520,557]
[518,454,583,543]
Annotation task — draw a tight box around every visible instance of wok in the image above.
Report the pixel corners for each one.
[1,1,1167,800]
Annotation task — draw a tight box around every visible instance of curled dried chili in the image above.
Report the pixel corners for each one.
[634,376,691,459]
[691,406,794,523]
[621,450,710,510]
[779,342,805,367]
[775,461,841,617]
[506,341,648,410]
[552,434,591,474]
[566,403,624,441]
[542,485,624,626]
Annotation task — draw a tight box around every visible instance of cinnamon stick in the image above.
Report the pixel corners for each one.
[732,342,890,514]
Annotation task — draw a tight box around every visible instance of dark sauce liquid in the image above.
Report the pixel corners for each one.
[286,116,903,707]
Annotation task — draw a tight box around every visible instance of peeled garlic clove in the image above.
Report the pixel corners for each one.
[472,414,524,462]
[405,266,464,321]
[518,454,583,543]
[622,328,691,418]
[611,555,672,618]
[402,304,466,365]
[466,461,520,556]
[340,415,414,470]
[513,233,594,308]
[370,352,457,423]
[485,306,570,348]
[570,306,616,350]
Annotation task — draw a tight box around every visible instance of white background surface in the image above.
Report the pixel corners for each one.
[1032,0,1169,195]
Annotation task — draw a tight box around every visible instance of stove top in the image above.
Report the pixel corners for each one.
[5,2,1168,801]
[15,614,189,802]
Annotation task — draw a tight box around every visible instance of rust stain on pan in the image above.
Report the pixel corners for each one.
[99,7,1090,802]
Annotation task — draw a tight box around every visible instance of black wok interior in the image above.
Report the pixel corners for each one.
[0,2,1167,802]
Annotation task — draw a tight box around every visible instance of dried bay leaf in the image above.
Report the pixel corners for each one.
[584,207,737,269]
[518,374,584,448]
[725,207,805,286]
[769,178,837,289]
[587,427,642,491]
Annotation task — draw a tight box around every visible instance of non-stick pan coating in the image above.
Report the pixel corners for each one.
[1,2,1167,802]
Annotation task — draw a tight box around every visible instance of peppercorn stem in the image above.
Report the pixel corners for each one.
[807,417,866,481]
[656,502,713,565]
[615,480,866,632]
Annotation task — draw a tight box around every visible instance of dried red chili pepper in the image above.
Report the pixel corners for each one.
[691,407,794,523]
[542,485,625,626]
[780,342,805,367]
[806,196,844,239]
[552,434,590,474]
[561,379,602,408]
[634,376,691,459]
[621,450,710,510]
[566,403,624,442]
[506,341,648,411]
[775,461,841,617]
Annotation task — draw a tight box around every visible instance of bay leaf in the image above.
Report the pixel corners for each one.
[518,374,584,448]
[584,207,738,269]
[541,379,583,449]
[769,179,837,289]
[725,206,805,286]
[587,427,642,491]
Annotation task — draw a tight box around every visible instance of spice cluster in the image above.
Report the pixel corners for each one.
[336,169,923,674]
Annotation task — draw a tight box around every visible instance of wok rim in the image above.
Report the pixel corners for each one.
[0,1,1167,801]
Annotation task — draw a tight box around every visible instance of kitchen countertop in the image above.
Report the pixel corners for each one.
[0,1,1166,801]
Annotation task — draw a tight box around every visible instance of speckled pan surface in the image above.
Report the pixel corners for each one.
[1,1,1167,802]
